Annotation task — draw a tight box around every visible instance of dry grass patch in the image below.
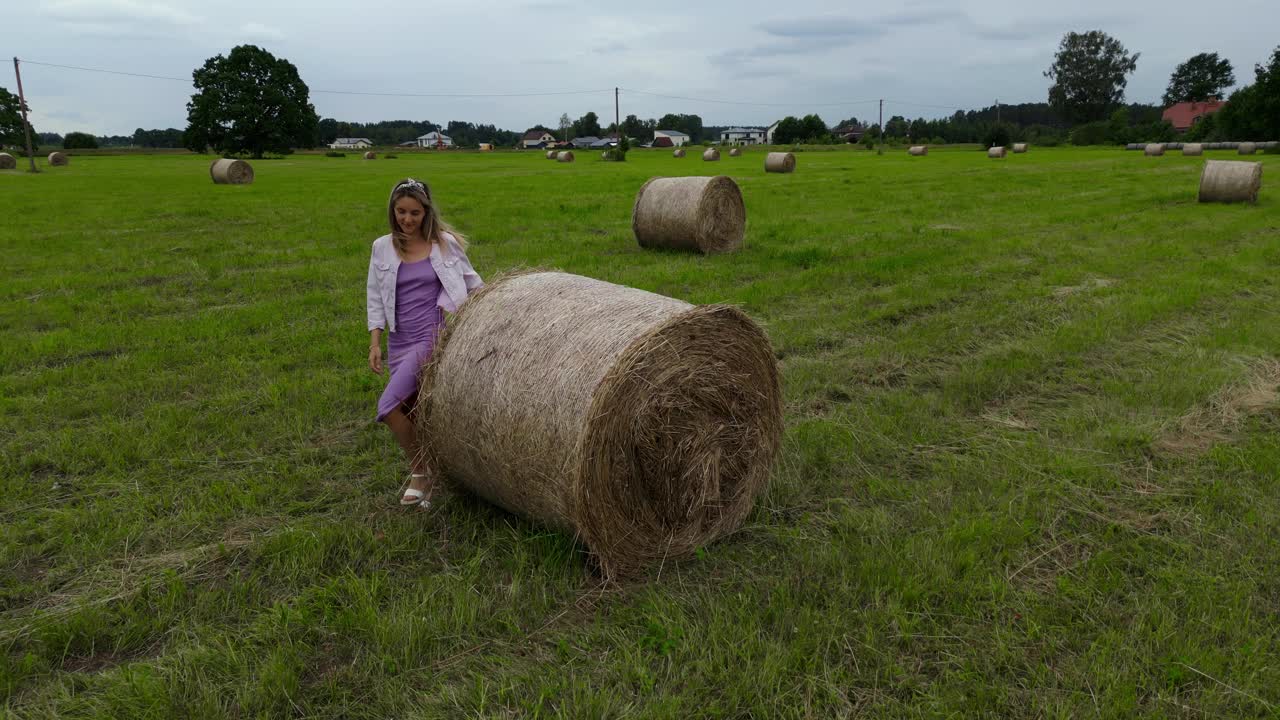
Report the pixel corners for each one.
[1155,357,1280,457]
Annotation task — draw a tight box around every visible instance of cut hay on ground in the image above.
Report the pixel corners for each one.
[703,148,720,161]
[1144,144,1164,156]
[908,146,927,156]
[729,147,742,157]
[209,158,254,185]
[988,146,1006,159]
[363,151,376,160]
[47,152,68,166]
[673,148,686,158]
[1238,142,1257,155]
[557,151,575,163]
[764,152,795,173]
[415,271,783,577]
[1198,160,1262,204]
[1183,143,1204,156]
[1013,143,1028,153]
[1154,357,1280,457]
[0,153,14,169]
[632,175,746,254]
[546,150,557,160]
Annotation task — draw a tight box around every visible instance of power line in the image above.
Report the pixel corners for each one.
[621,87,880,108]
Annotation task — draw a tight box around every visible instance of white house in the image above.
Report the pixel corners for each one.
[416,131,453,148]
[329,137,373,149]
[766,121,780,145]
[653,129,689,147]
[522,129,557,148]
[721,127,767,145]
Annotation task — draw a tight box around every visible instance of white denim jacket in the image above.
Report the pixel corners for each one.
[366,232,484,332]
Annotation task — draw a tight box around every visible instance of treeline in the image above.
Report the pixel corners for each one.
[315,118,523,147]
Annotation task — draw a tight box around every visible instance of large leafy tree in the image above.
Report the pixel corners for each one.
[1044,31,1140,123]
[0,86,35,150]
[1216,46,1280,140]
[184,45,319,157]
[1162,52,1235,106]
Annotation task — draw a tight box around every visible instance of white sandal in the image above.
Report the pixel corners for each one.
[400,474,433,507]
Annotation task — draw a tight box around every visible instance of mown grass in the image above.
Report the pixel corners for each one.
[2,145,1279,718]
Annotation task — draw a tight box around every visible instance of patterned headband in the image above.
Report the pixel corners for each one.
[396,178,425,193]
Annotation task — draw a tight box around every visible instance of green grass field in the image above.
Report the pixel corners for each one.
[2,146,1279,718]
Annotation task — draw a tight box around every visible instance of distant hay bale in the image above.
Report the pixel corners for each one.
[1144,144,1165,156]
[729,147,742,157]
[415,271,783,577]
[557,151,575,163]
[1012,143,1028,153]
[47,152,68,166]
[1238,142,1257,155]
[1126,143,1142,151]
[702,147,720,161]
[908,146,928,156]
[0,153,15,169]
[987,146,1006,159]
[631,175,746,255]
[546,150,557,160]
[1198,160,1262,204]
[764,152,795,173]
[1163,142,1182,151]
[209,158,254,185]
[673,148,686,158]
[479,143,494,151]
[1183,143,1204,156]
[1226,142,1240,150]
[363,151,376,160]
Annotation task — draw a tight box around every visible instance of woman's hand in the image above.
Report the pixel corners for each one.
[368,344,383,374]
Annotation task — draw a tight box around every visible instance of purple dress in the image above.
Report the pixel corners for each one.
[376,259,445,421]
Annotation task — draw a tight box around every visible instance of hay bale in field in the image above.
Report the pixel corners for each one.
[546,150,557,160]
[415,271,783,577]
[673,148,686,158]
[479,143,494,151]
[1238,142,1257,155]
[557,151,575,163]
[1226,142,1240,150]
[47,152,68,166]
[1126,143,1142,151]
[631,175,745,255]
[209,158,254,185]
[1012,143,1028,153]
[1183,143,1204,156]
[729,147,742,157]
[988,146,1006,158]
[1144,144,1165,156]
[764,152,795,173]
[363,151,376,160]
[702,147,720,161]
[1198,160,1262,204]
[0,152,15,169]
[908,146,928,156]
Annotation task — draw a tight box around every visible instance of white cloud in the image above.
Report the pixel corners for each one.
[41,0,203,27]
[240,22,284,40]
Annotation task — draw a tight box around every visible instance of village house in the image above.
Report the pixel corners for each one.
[329,137,373,149]
[653,129,689,147]
[1161,99,1226,133]
[522,129,558,148]
[415,131,453,148]
[721,127,768,145]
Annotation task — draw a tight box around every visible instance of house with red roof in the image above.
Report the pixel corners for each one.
[1162,99,1226,133]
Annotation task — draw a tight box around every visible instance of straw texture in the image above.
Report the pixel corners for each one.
[702,148,720,161]
[210,159,254,184]
[987,146,1006,159]
[1183,143,1204,156]
[414,271,783,577]
[673,148,686,158]
[729,148,742,157]
[557,151,575,163]
[1144,144,1164,156]
[47,152,68,167]
[631,175,746,255]
[363,151,376,160]
[908,146,927,156]
[1238,142,1257,155]
[764,152,795,173]
[546,150,557,160]
[1198,160,1262,204]
[1012,143,1028,153]
[0,153,15,170]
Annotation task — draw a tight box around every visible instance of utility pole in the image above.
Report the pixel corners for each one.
[877,98,884,155]
[614,87,620,142]
[12,57,38,173]
[996,98,1000,125]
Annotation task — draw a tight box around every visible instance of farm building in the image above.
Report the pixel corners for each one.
[721,127,768,145]
[1162,99,1226,133]
[416,131,453,148]
[522,130,558,148]
[654,129,690,147]
[329,137,373,149]
[571,136,600,149]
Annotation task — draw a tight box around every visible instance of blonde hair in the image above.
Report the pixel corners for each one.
[387,177,468,259]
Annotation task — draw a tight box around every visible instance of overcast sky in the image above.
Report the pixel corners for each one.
[7,0,1279,135]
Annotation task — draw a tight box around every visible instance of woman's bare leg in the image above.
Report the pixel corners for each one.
[382,407,432,498]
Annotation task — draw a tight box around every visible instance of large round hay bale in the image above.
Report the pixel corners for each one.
[908,146,927,156]
[210,158,254,184]
[1012,143,1028,153]
[1126,143,1142,151]
[988,146,1006,159]
[764,152,795,173]
[1183,143,1204,156]
[546,150,557,160]
[631,175,745,255]
[673,148,686,158]
[47,152,68,166]
[702,147,720,161]
[363,151,376,160]
[1238,142,1257,155]
[1144,144,1165,156]
[1198,160,1262,204]
[416,271,782,577]
[557,150,574,163]
[728,147,742,157]
[0,153,15,169]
